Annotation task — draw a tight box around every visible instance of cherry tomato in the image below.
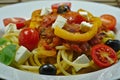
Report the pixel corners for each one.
[91,44,118,68]
[3,17,26,29]
[51,2,71,10]
[63,12,86,24]
[19,28,39,51]
[100,14,116,30]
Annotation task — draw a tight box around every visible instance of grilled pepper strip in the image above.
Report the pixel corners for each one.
[54,17,102,42]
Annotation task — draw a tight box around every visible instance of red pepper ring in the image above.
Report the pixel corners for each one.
[54,17,102,42]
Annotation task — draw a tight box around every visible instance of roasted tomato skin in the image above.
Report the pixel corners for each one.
[3,17,26,29]
[91,44,118,68]
[19,28,39,51]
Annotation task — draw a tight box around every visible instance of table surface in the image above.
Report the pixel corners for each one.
[0,0,120,8]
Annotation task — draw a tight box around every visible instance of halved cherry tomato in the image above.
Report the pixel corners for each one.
[19,28,39,51]
[3,17,26,29]
[51,2,71,10]
[100,14,116,30]
[91,44,118,68]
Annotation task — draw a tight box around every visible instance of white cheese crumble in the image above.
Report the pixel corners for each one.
[5,23,18,34]
[80,21,93,32]
[40,7,52,16]
[52,15,67,29]
[73,54,90,72]
[15,46,32,64]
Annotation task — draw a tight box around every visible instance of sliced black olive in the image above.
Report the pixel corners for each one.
[105,39,120,52]
[39,64,57,75]
[57,5,70,14]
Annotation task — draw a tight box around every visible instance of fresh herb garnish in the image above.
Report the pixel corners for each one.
[0,38,8,46]
[0,38,17,65]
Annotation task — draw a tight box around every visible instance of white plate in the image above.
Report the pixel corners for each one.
[0,1,120,80]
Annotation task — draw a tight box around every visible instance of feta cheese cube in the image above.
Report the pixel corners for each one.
[5,23,17,34]
[40,7,52,16]
[15,46,31,64]
[52,15,67,29]
[80,21,93,32]
[73,54,90,72]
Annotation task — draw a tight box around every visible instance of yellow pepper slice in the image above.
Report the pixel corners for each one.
[54,17,102,42]
[78,9,94,21]
[29,9,42,29]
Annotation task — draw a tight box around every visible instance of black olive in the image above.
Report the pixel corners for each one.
[57,5,70,14]
[39,64,57,75]
[105,39,120,52]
